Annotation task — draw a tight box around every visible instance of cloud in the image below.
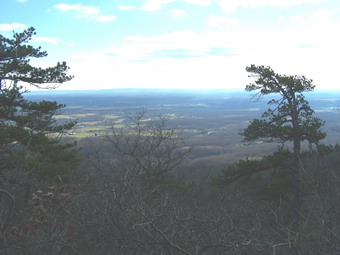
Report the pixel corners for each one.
[0,23,28,31]
[206,47,235,56]
[16,0,28,2]
[207,15,239,27]
[54,3,116,21]
[140,0,321,13]
[66,11,340,90]
[145,49,202,60]
[288,15,304,23]
[67,50,245,90]
[63,4,340,91]
[77,31,242,66]
[218,0,324,13]
[287,8,333,25]
[97,16,116,22]
[141,0,212,11]
[313,9,332,19]
[141,0,175,11]
[54,4,99,17]
[118,6,136,11]
[121,31,215,59]
[170,9,187,17]
[183,0,212,7]
[32,36,60,45]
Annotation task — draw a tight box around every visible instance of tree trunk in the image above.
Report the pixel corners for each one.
[291,117,302,254]
[292,136,301,230]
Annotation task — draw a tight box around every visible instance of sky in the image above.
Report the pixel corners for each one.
[1,0,340,91]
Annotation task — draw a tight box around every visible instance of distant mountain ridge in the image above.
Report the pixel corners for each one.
[28,88,246,96]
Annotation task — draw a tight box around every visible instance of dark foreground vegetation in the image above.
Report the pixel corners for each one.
[1,28,339,255]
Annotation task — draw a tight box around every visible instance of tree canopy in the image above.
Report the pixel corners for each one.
[0,27,79,182]
[0,27,73,89]
[242,64,326,149]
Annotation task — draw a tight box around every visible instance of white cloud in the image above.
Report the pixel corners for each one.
[16,0,28,2]
[207,15,239,27]
[54,4,100,17]
[118,6,136,11]
[140,0,321,13]
[183,0,212,7]
[141,0,212,11]
[141,0,175,11]
[288,15,304,23]
[66,53,245,90]
[170,9,187,17]
[63,6,340,91]
[313,9,332,19]
[0,23,27,31]
[121,31,219,58]
[97,15,116,22]
[218,0,324,13]
[32,36,60,45]
[64,31,247,90]
[272,0,324,7]
[54,3,116,21]
[287,8,333,25]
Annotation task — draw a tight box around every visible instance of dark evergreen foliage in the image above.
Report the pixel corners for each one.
[0,27,72,88]
[242,64,326,146]
[0,27,79,182]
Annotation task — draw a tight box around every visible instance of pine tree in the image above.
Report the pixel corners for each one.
[0,27,79,182]
[242,64,326,254]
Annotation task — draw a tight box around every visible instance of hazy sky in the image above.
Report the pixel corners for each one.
[1,0,340,90]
